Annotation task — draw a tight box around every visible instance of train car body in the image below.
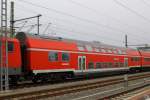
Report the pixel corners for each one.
[0,38,22,77]
[139,50,150,70]
[0,32,149,84]
[126,49,141,71]
[16,32,147,82]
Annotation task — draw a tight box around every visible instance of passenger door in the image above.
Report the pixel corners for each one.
[78,56,86,71]
[124,58,128,67]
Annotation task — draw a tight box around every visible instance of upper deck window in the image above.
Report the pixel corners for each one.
[122,50,127,54]
[101,48,106,53]
[113,50,117,54]
[78,46,85,51]
[85,45,93,51]
[118,49,122,54]
[95,48,100,52]
[107,49,112,53]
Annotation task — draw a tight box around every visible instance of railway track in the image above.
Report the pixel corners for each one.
[10,72,127,90]
[0,72,149,100]
[108,85,150,100]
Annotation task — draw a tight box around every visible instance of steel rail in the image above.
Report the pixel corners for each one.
[0,72,150,100]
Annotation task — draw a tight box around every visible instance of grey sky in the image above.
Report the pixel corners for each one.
[8,0,150,47]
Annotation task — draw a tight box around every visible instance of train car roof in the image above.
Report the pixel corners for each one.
[139,50,150,57]
[16,32,126,48]
[16,32,78,51]
[16,32,140,55]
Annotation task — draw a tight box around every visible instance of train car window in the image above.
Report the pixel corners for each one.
[144,58,150,62]
[114,62,119,67]
[137,57,140,61]
[122,50,127,55]
[48,51,58,61]
[131,58,134,61]
[88,62,94,69]
[118,62,121,67]
[8,42,14,52]
[62,52,70,62]
[78,46,85,51]
[103,63,107,68]
[120,62,124,67]
[107,50,112,53]
[85,45,93,51]
[118,49,122,54]
[131,57,140,62]
[96,63,101,69]
[108,62,112,68]
[106,63,109,67]
[101,49,106,53]
[95,48,100,52]
[113,50,117,54]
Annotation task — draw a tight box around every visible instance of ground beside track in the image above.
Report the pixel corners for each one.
[125,86,150,100]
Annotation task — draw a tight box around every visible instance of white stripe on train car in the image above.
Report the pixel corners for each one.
[33,67,129,74]
[129,66,141,67]
[33,69,74,74]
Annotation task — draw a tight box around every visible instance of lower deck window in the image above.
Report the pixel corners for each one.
[88,62,94,69]
[103,63,108,68]
[62,52,70,62]
[108,62,112,68]
[114,62,119,67]
[96,63,101,69]
[120,62,124,67]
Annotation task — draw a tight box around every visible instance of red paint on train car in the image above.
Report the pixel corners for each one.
[0,38,21,70]
[25,37,78,71]
[126,49,141,68]
[8,39,21,68]
[139,51,150,67]
[15,32,150,76]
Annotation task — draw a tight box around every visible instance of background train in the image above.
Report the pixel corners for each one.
[2,32,150,83]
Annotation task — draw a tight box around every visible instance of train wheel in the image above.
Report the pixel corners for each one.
[32,76,39,83]
[10,76,18,85]
[32,78,38,83]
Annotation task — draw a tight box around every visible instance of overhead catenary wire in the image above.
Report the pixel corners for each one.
[50,25,124,45]
[16,0,138,35]
[113,0,150,23]
[13,6,125,44]
[16,0,150,42]
[12,0,150,32]
[17,20,28,32]
[52,22,144,43]
[42,23,123,42]
[14,5,144,43]
[139,0,150,9]
[43,23,51,34]
[13,0,150,45]
[43,23,140,44]
[64,0,150,40]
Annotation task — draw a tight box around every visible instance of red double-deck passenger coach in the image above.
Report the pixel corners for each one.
[1,32,150,83]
